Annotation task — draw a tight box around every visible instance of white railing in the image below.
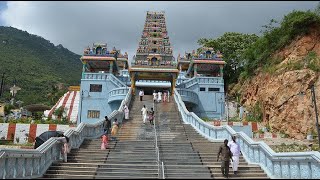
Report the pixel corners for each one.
[109,74,126,87]
[83,72,109,80]
[0,88,132,179]
[108,87,130,97]
[153,102,160,178]
[174,89,320,179]
[82,73,126,88]
[153,101,164,179]
[162,161,165,179]
[176,89,198,104]
[177,77,224,89]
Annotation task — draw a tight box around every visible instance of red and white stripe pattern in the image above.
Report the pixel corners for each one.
[44,91,80,123]
[0,123,76,144]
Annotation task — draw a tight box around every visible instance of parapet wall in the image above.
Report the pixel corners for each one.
[0,123,74,144]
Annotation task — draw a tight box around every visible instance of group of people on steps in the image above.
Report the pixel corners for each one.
[139,89,170,103]
[217,136,242,178]
[100,103,129,150]
[59,88,242,179]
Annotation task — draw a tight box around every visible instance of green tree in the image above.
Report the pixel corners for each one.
[53,106,67,120]
[198,32,258,88]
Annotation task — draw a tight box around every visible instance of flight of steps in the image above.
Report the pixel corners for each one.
[39,94,269,179]
[155,96,269,179]
[40,95,158,179]
[156,100,212,179]
[184,126,269,179]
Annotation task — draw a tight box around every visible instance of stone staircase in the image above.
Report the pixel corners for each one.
[40,95,158,179]
[39,94,269,179]
[155,96,269,179]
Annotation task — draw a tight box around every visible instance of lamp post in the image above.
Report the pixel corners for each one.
[226,95,229,123]
[79,90,89,125]
[311,85,320,147]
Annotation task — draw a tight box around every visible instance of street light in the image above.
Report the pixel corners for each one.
[79,90,90,125]
[311,85,320,147]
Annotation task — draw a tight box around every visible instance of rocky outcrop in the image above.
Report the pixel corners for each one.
[233,28,320,140]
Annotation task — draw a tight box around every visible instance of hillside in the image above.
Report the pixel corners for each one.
[230,19,320,139]
[0,26,82,106]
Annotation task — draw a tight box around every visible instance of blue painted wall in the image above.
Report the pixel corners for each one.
[78,74,121,125]
[178,77,225,119]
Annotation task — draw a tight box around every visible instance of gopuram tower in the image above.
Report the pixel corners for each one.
[130,11,179,94]
[134,11,173,65]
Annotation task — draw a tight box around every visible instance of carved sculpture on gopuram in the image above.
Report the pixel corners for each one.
[133,11,174,66]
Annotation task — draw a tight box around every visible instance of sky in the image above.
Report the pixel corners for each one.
[0,1,319,63]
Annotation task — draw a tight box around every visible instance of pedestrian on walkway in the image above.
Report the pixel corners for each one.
[228,136,241,175]
[141,105,148,124]
[123,104,129,120]
[157,91,162,103]
[153,90,158,103]
[103,116,111,135]
[111,118,119,141]
[163,91,167,102]
[100,134,109,150]
[139,90,144,101]
[217,139,233,178]
[148,107,155,125]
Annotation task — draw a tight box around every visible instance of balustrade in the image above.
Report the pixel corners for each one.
[174,89,320,179]
[0,88,132,179]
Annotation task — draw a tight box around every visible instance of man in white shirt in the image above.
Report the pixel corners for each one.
[228,136,241,175]
[153,90,157,103]
[139,90,144,101]
[141,105,148,124]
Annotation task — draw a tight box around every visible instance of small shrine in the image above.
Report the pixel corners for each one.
[177,47,226,78]
[80,43,129,75]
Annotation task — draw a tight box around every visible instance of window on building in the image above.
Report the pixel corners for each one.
[153,41,157,44]
[90,84,102,92]
[200,87,206,91]
[154,30,157,32]
[87,110,100,118]
[152,49,157,53]
[208,88,220,91]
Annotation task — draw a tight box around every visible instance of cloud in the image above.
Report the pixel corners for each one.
[0,1,318,62]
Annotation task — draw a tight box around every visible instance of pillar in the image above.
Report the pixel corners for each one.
[131,74,136,95]
[81,62,86,79]
[219,65,224,77]
[109,61,114,74]
[171,78,176,95]
[194,64,198,77]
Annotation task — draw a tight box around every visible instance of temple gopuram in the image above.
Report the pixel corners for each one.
[129,11,179,95]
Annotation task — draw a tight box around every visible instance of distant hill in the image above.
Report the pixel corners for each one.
[0,26,82,106]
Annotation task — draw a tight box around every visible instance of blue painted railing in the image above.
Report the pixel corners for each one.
[109,74,126,87]
[83,73,126,88]
[108,87,130,103]
[0,88,132,179]
[176,89,198,105]
[174,89,320,179]
[178,77,224,89]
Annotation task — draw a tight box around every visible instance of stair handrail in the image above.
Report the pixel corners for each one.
[153,101,161,178]
[0,88,132,179]
[174,89,320,179]
[162,161,165,179]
